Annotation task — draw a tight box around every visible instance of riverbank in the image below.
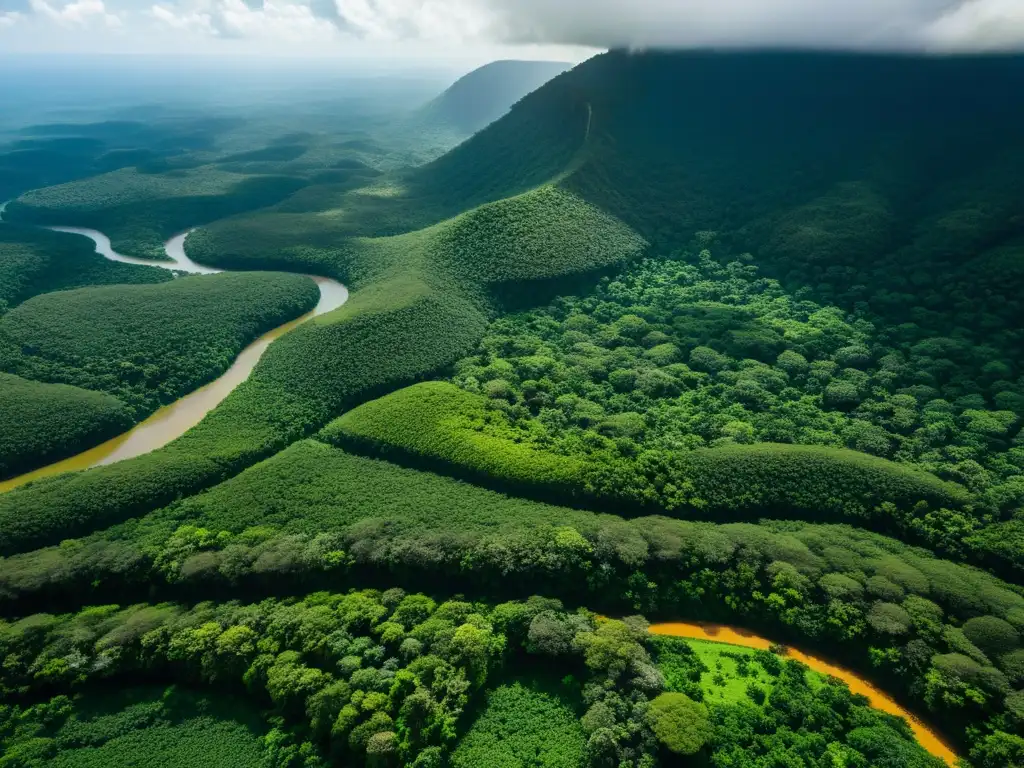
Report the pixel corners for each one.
[0,226,348,493]
[649,621,958,766]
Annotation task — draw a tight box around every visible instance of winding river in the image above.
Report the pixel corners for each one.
[649,622,958,766]
[0,221,348,494]
[0,207,963,766]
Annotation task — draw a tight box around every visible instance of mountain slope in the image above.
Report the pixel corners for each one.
[415,51,1024,332]
[418,59,572,136]
[419,51,1024,241]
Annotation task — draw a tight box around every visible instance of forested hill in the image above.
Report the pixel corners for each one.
[414,50,1024,368]
[417,51,1024,255]
[417,59,572,135]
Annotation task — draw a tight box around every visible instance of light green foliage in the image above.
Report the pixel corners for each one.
[427,186,646,284]
[647,692,711,755]
[0,373,132,479]
[321,381,588,494]
[450,683,586,768]
[327,381,967,532]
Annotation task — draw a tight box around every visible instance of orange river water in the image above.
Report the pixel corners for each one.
[0,222,348,493]
[649,622,958,766]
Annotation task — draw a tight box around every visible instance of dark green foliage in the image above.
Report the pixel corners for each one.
[0,224,169,312]
[647,692,710,755]
[450,683,586,768]
[961,616,1021,659]
[0,373,132,479]
[415,75,589,213]
[428,52,1024,293]
[1,271,319,417]
[0,276,486,554]
[6,168,308,259]
[0,687,273,768]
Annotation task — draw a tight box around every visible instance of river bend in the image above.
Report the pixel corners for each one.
[0,224,348,493]
[649,621,957,766]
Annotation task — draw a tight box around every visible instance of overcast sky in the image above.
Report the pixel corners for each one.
[1,0,1022,59]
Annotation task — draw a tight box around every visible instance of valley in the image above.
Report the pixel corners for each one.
[0,51,1022,768]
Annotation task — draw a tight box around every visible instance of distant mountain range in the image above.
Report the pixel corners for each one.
[417,59,572,136]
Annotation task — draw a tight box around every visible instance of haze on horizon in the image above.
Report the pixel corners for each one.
[0,0,1022,61]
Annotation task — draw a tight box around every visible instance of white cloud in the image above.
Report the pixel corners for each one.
[29,0,121,27]
[150,2,214,33]
[306,0,1024,52]
[216,0,336,42]
[0,11,22,25]
[923,0,1024,51]
[150,0,336,41]
[7,0,1024,53]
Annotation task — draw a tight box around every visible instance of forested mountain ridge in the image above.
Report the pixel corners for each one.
[419,51,1024,257]
[3,51,1024,768]
[417,60,572,136]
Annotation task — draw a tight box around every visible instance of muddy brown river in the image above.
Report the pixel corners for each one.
[0,226,348,493]
[649,621,958,766]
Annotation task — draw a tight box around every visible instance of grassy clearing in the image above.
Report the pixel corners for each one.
[688,639,788,704]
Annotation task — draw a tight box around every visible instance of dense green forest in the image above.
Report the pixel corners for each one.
[2,51,1024,767]
[324,241,1024,575]
[0,272,317,479]
[0,589,955,767]
[0,439,1021,759]
[0,272,318,417]
[0,224,169,312]
[0,373,132,479]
